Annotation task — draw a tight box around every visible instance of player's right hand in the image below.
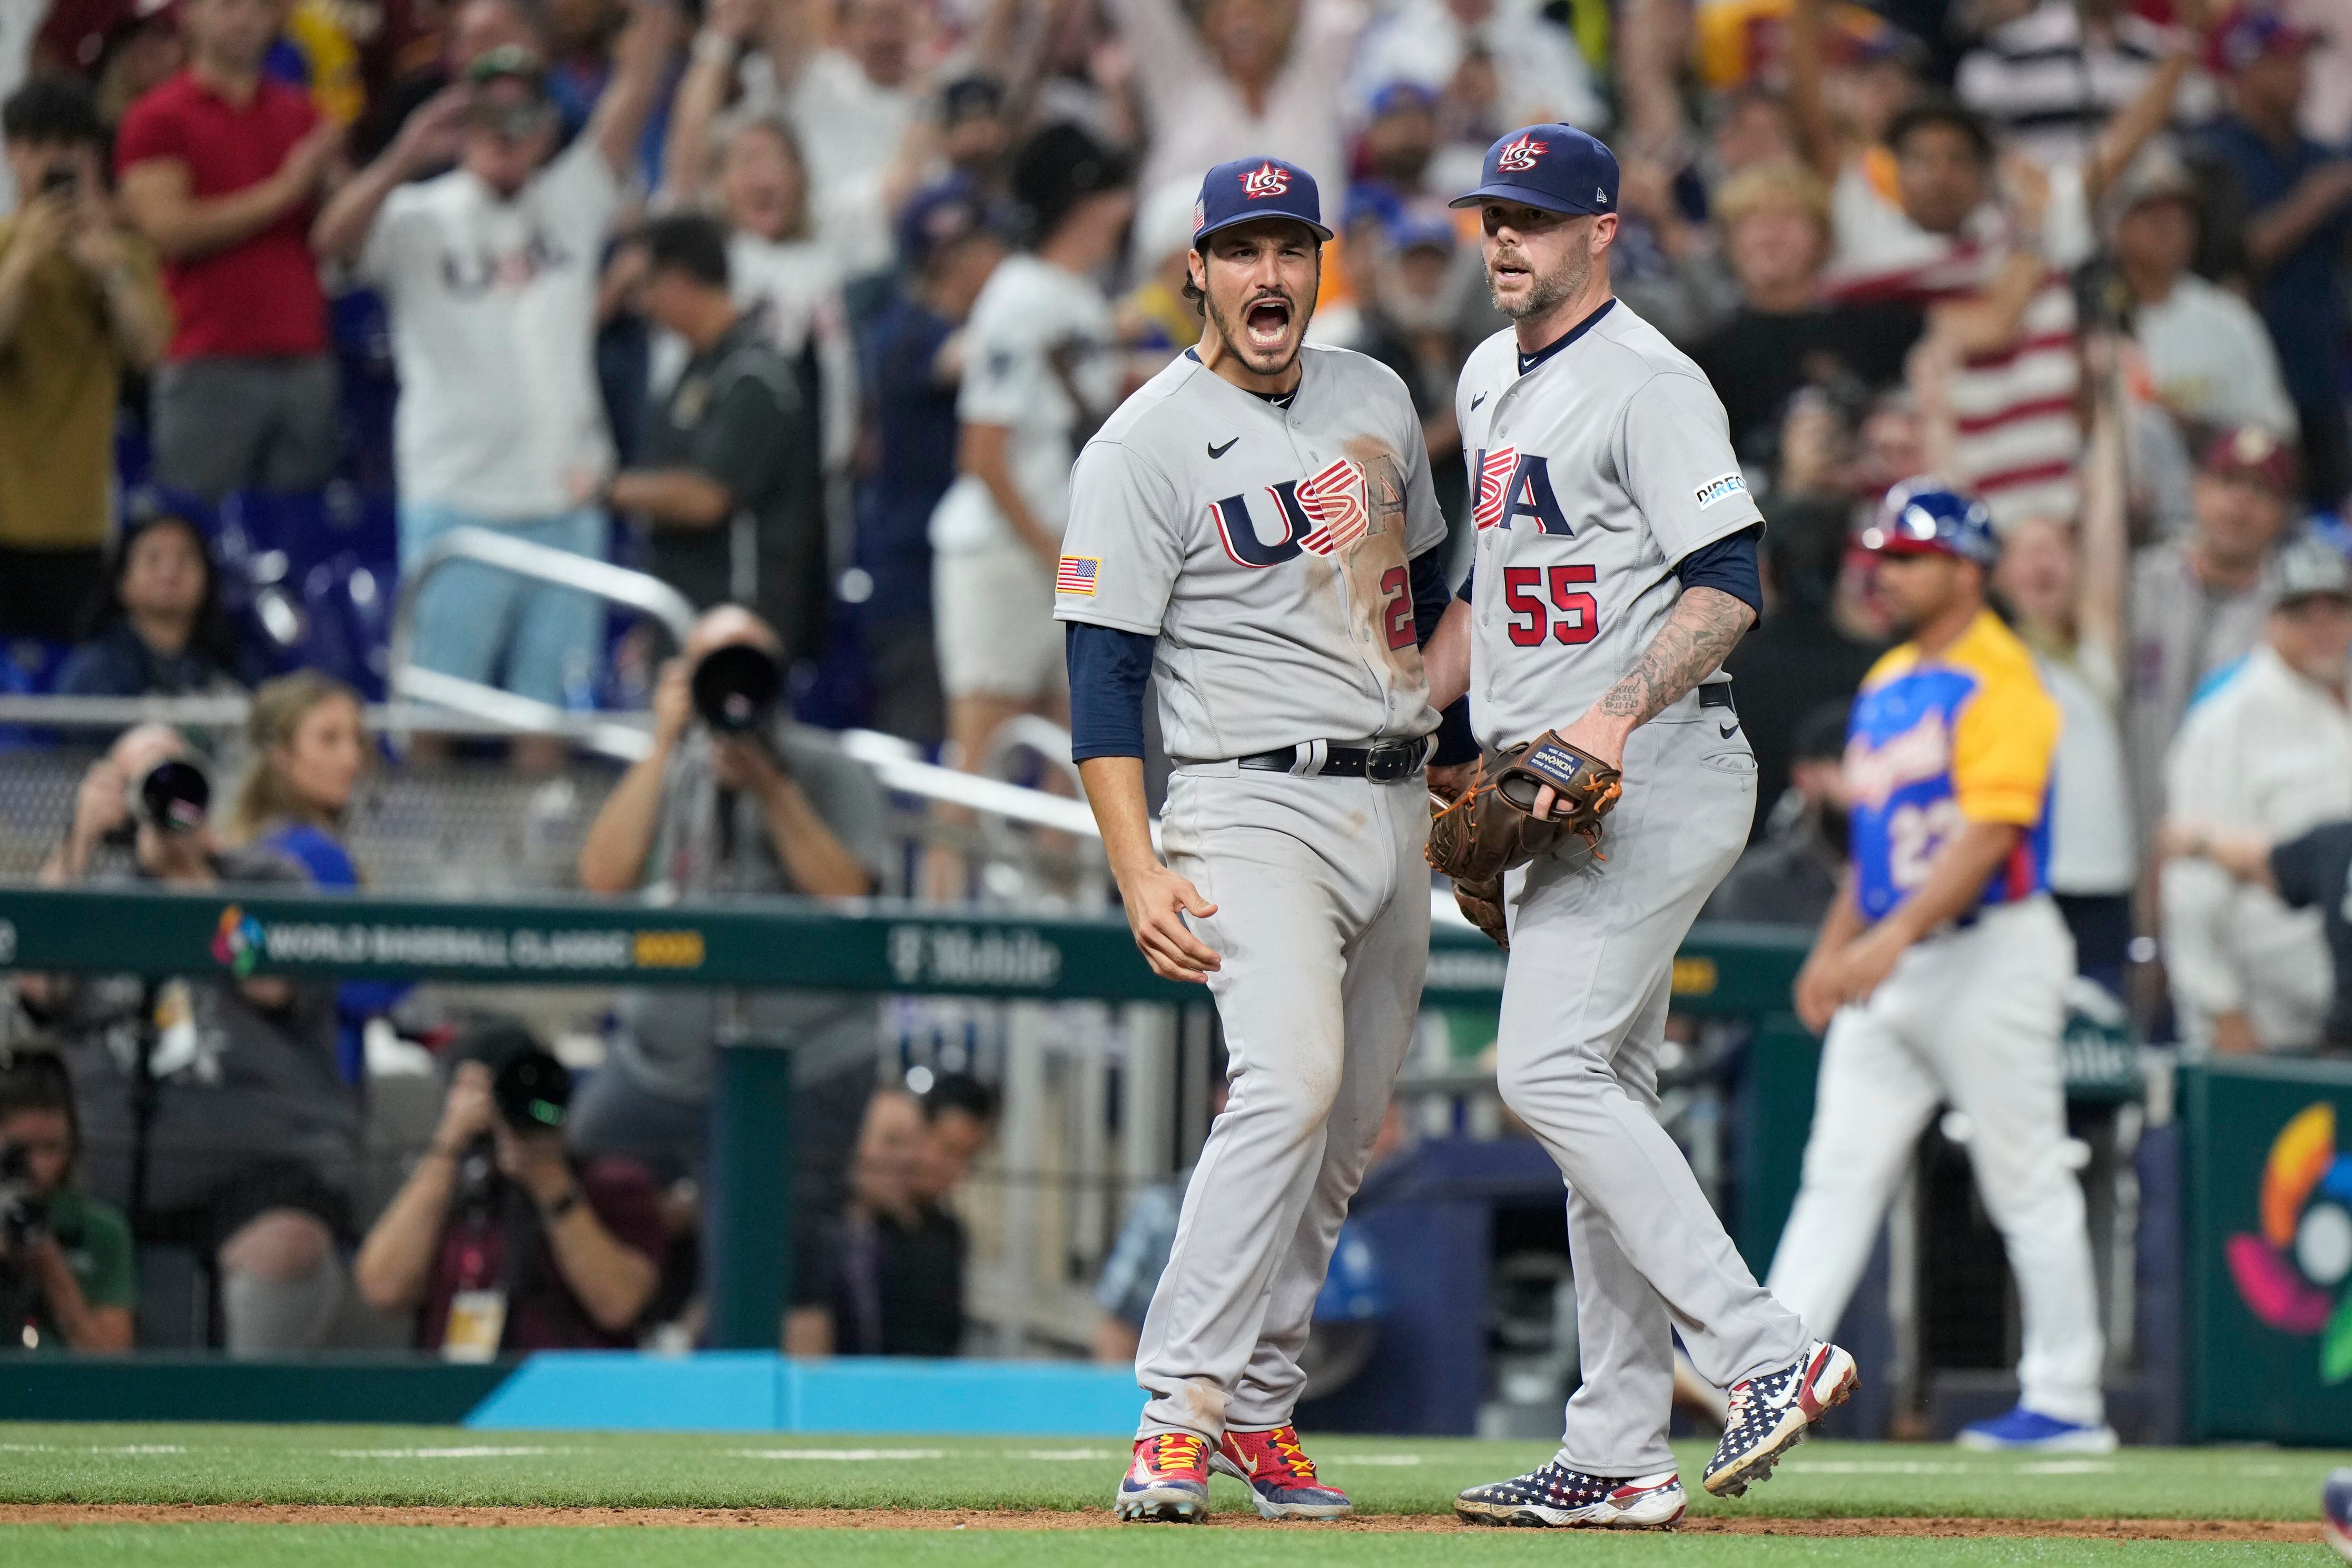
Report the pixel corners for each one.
[1793,950,1842,1036]
[1117,862,1221,983]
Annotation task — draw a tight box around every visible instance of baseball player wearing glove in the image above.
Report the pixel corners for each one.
[1424,126,1853,1528]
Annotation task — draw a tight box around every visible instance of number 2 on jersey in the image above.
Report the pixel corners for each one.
[1888,798,1962,890]
[1378,566,1416,649]
[1502,565,1599,647]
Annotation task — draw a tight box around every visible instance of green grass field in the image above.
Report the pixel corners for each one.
[0,1425,2341,1566]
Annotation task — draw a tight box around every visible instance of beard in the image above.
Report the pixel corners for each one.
[1489,239,1589,322]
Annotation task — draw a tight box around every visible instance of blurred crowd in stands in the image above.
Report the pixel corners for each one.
[5,0,2352,1353]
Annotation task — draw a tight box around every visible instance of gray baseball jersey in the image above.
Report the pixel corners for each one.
[1053,344,1448,762]
[1457,298,1810,1477]
[1055,340,1441,1449]
[1454,299,1762,751]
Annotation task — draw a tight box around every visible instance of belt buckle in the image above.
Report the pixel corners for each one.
[1365,744,1414,783]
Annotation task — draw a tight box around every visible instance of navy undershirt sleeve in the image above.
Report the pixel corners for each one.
[1408,549,1479,765]
[1456,565,1474,605]
[1675,524,1763,616]
[1066,622,1155,761]
[1409,547,1452,648]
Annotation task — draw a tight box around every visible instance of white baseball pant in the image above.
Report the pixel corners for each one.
[1133,762,1430,1438]
[1498,709,1810,1476]
[1767,894,2105,1427]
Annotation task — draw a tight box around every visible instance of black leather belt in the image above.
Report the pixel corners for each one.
[1238,736,1430,781]
[1700,684,1735,713]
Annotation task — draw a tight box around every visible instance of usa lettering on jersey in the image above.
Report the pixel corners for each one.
[1210,458,1374,567]
[1470,448,1572,535]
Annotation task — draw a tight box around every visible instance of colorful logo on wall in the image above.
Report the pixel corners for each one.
[2228,1102,2352,1382]
[211,905,263,978]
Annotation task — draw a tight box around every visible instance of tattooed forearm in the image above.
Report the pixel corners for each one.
[1595,587,1756,728]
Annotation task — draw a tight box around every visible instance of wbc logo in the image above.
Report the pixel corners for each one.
[1494,134,1547,172]
[1242,161,1292,199]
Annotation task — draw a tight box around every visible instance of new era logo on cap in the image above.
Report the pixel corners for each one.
[1494,134,1547,172]
[1242,161,1292,199]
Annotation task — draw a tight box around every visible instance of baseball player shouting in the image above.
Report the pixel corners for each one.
[1769,483,2115,1454]
[1056,156,1461,1524]
[1422,125,1855,1527]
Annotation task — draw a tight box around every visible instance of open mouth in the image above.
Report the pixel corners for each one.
[1491,251,1531,287]
[1242,295,1293,349]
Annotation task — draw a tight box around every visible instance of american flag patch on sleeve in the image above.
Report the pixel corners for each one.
[1056,555,1100,595]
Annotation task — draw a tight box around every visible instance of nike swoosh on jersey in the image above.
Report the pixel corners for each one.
[1471,392,1488,409]
[1720,722,1739,738]
[1208,438,1239,458]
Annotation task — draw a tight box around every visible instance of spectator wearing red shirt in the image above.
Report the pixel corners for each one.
[353,1028,664,1355]
[115,0,343,502]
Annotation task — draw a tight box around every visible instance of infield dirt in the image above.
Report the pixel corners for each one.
[0,1504,2321,1542]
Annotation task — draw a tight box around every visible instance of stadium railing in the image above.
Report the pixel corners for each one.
[0,882,1814,1346]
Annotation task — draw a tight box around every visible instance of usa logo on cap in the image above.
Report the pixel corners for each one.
[1242,161,1293,199]
[1494,134,1547,173]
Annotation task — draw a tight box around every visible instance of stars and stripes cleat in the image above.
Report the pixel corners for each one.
[1210,1425,1352,1520]
[1114,1432,1212,1522]
[1955,1407,2119,1453]
[2323,1467,2352,1562]
[1454,1460,1687,1528]
[1702,1338,1858,1498]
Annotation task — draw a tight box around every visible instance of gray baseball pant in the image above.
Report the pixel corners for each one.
[1133,762,1430,1439]
[1497,707,1808,1475]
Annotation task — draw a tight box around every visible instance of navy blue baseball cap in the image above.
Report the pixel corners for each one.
[1193,157,1333,248]
[1450,124,1619,218]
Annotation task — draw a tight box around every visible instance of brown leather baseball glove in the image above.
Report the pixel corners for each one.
[1426,732,1625,949]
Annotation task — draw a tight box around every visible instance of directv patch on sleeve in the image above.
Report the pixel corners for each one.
[1692,472,1748,509]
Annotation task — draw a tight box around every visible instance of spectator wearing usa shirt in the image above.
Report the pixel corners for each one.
[312,9,675,765]
[115,0,346,504]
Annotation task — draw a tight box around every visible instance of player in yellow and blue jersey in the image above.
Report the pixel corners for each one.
[1765,480,2116,1454]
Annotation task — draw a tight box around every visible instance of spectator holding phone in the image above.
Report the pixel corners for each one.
[312,0,677,764]
[0,1054,136,1354]
[354,1025,664,1353]
[0,77,170,643]
[115,0,347,502]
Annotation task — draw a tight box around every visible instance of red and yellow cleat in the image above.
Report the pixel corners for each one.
[1114,1431,1212,1522]
[1211,1425,1353,1520]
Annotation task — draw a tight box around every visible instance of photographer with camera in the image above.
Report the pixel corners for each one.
[355,1025,664,1353]
[27,723,359,1354]
[0,76,171,643]
[574,605,888,1196]
[0,1056,136,1354]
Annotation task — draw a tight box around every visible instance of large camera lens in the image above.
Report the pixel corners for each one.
[135,758,211,833]
[690,643,783,734]
[491,1049,572,1133]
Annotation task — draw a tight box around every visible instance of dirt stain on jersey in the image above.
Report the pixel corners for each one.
[1341,436,1428,700]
